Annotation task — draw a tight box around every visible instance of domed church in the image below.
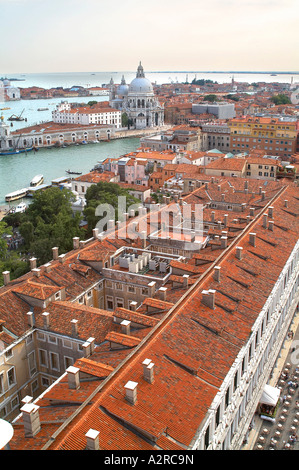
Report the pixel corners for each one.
[109,62,164,129]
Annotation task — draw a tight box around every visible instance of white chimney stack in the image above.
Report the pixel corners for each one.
[236,246,243,260]
[2,271,10,286]
[249,232,256,247]
[66,366,80,390]
[20,403,41,437]
[42,312,50,329]
[30,257,37,270]
[213,266,221,282]
[71,319,78,337]
[124,381,138,405]
[52,247,59,260]
[73,237,80,250]
[121,320,131,335]
[202,289,216,309]
[85,429,100,451]
[142,358,155,384]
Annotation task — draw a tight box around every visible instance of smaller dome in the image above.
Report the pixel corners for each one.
[117,75,129,96]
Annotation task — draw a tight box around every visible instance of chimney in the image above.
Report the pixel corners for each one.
[223,214,228,227]
[82,341,91,357]
[66,366,80,390]
[129,301,137,311]
[263,213,268,228]
[211,211,215,222]
[2,271,10,286]
[236,246,243,260]
[183,274,189,288]
[268,206,274,218]
[85,429,100,451]
[261,191,266,201]
[87,337,95,354]
[27,311,35,327]
[158,287,167,301]
[284,200,288,208]
[221,193,225,202]
[268,220,274,231]
[124,381,138,405]
[142,358,155,384]
[71,319,78,337]
[121,320,131,335]
[244,180,248,190]
[250,208,255,217]
[249,232,256,247]
[20,403,41,437]
[42,312,50,329]
[92,228,99,239]
[58,254,65,264]
[44,263,52,273]
[21,395,33,406]
[202,289,216,309]
[52,247,59,260]
[32,268,41,278]
[213,266,221,282]
[221,236,227,249]
[141,231,147,249]
[148,281,156,298]
[30,257,37,270]
[73,237,80,250]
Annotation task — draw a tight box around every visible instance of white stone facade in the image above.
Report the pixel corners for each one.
[109,63,164,130]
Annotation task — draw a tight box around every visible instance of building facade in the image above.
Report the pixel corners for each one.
[228,116,298,158]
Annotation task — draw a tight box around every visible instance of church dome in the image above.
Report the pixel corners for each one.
[128,62,153,95]
[129,77,153,94]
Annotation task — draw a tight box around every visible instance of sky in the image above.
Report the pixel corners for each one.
[0,0,298,73]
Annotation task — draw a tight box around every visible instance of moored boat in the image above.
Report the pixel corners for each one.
[30,174,44,187]
[0,147,34,156]
[5,188,28,202]
[14,202,27,213]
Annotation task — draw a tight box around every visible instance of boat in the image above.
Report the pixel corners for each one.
[5,188,28,202]
[0,107,10,110]
[0,147,34,156]
[8,109,25,121]
[30,174,44,187]
[13,202,27,213]
[65,169,82,175]
[37,107,49,111]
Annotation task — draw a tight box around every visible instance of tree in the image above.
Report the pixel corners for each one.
[83,182,140,237]
[204,94,218,102]
[122,112,129,128]
[0,220,29,286]
[17,187,84,265]
[270,94,291,105]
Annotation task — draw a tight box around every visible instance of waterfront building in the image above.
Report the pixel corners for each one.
[204,156,282,180]
[52,101,121,128]
[228,115,299,158]
[6,120,116,150]
[1,175,298,450]
[109,63,164,129]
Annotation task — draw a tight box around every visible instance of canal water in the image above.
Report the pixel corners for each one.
[0,137,140,205]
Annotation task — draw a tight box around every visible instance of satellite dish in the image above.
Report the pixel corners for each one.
[291,87,299,104]
[0,419,14,449]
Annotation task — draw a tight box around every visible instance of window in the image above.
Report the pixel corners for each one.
[41,376,50,388]
[62,339,73,349]
[116,298,124,308]
[7,367,16,388]
[48,335,57,345]
[39,349,48,367]
[64,356,73,369]
[28,351,37,376]
[106,296,114,310]
[128,285,136,293]
[0,373,4,395]
[50,352,59,371]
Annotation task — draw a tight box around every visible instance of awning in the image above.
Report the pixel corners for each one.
[259,384,281,407]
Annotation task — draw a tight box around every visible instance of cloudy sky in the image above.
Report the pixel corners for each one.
[0,0,298,73]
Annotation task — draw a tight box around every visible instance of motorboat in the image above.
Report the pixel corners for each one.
[14,202,27,213]
[30,174,44,187]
